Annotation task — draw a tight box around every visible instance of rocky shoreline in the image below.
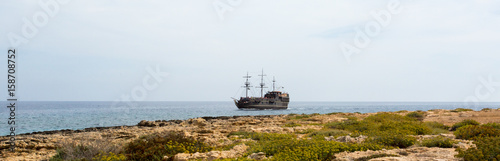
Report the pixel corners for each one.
[1,109,499,161]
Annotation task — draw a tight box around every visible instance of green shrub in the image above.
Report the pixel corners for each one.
[287,114,310,120]
[482,123,500,130]
[284,122,301,127]
[227,131,253,137]
[354,153,399,161]
[425,121,451,134]
[425,121,449,130]
[450,119,480,131]
[367,132,416,148]
[406,111,425,121]
[234,132,296,141]
[307,129,349,138]
[454,125,500,140]
[310,113,320,116]
[481,108,492,111]
[124,132,212,161]
[456,136,500,161]
[451,108,473,112]
[345,116,358,121]
[327,113,431,136]
[249,138,386,161]
[294,128,316,134]
[236,132,388,161]
[420,136,455,148]
[325,119,363,131]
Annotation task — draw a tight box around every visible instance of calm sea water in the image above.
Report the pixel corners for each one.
[1,101,499,136]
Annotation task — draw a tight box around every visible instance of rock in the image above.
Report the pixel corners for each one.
[248,152,267,160]
[191,118,208,127]
[325,136,335,141]
[232,144,249,154]
[370,157,403,161]
[173,144,248,161]
[192,152,207,159]
[327,135,367,143]
[453,141,475,150]
[334,147,459,161]
[459,113,471,117]
[137,120,156,127]
[173,153,191,161]
[439,133,455,139]
[207,151,221,160]
[428,114,439,117]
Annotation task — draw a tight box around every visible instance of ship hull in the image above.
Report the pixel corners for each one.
[235,102,288,110]
[234,98,289,110]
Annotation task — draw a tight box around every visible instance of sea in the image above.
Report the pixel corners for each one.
[1,101,499,136]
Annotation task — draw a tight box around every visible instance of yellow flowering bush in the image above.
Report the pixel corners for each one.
[92,152,126,161]
[124,132,212,160]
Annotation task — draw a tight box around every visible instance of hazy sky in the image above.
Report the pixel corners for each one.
[1,0,500,102]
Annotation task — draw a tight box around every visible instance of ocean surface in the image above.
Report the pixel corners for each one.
[1,101,499,136]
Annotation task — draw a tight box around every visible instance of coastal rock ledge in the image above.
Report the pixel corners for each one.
[0,109,499,160]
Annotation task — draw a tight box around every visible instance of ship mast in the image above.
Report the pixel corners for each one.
[256,69,267,97]
[273,76,276,91]
[242,72,252,98]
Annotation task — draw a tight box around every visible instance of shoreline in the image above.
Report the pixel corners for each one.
[11,115,282,137]
[1,108,499,160]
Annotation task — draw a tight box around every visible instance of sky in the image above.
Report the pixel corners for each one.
[1,0,500,102]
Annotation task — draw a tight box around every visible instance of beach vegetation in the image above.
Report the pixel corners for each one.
[482,122,500,130]
[366,131,416,148]
[354,153,399,161]
[284,121,301,127]
[306,129,349,138]
[425,121,450,134]
[326,113,431,136]
[420,136,455,148]
[124,131,212,161]
[454,125,500,140]
[294,128,316,134]
[481,108,492,111]
[286,114,311,120]
[450,119,480,131]
[406,111,425,121]
[396,110,408,113]
[456,136,500,161]
[227,131,253,137]
[326,112,343,115]
[49,136,123,161]
[242,132,387,161]
[450,108,473,112]
[93,152,126,161]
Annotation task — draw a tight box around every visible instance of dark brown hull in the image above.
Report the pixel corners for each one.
[234,98,289,110]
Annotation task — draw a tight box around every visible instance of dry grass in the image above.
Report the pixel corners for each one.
[51,135,124,161]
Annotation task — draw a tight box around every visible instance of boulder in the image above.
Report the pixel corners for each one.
[137,120,156,127]
[247,152,267,160]
[326,135,367,143]
[191,118,208,127]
